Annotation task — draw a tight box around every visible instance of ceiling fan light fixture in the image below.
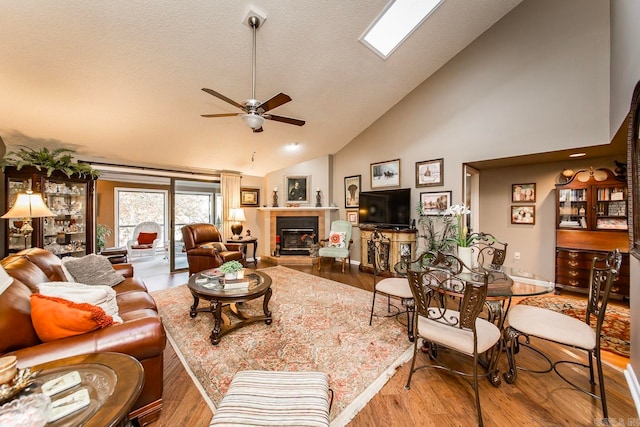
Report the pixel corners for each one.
[241,113,265,130]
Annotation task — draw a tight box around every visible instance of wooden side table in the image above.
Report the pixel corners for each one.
[100,247,128,264]
[226,237,258,267]
[33,352,144,427]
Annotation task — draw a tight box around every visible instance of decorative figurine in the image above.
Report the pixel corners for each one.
[315,189,321,207]
[273,190,279,207]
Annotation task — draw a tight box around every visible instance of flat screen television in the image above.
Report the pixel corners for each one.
[359,188,411,229]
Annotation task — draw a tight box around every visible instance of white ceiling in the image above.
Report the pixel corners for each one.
[0,1,522,177]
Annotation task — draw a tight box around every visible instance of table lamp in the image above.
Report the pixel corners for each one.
[1,190,56,245]
[228,208,246,240]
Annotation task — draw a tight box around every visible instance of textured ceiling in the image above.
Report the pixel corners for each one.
[0,1,522,177]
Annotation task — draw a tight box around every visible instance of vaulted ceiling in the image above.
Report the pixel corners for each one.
[0,1,523,176]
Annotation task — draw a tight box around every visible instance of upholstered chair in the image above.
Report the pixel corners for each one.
[181,223,245,276]
[126,221,163,259]
[317,220,353,273]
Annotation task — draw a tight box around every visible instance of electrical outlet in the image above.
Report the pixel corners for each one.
[514,252,521,260]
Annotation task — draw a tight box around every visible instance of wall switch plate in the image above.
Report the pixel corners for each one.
[514,252,521,260]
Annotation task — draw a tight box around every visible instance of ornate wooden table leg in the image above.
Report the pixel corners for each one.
[263,288,273,325]
[210,301,223,345]
[190,296,200,318]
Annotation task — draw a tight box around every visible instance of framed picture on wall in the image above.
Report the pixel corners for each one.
[240,188,260,207]
[512,183,536,203]
[511,205,536,224]
[344,175,361,208]
[371,159,400,189]
[285,175,310,204]
[346,209,359,226]
[420,191,452,215]
[415,158,443,187]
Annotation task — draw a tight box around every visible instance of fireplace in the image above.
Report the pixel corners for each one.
[276,216,318,255]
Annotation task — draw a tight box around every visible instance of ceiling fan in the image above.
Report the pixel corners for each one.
[201,15,305,133]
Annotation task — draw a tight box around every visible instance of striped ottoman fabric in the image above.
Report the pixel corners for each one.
[210,370,330,426]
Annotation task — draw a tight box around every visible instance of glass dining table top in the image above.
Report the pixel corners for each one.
[395,261,554,299]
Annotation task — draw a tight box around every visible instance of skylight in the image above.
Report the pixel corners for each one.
[360,0,444,59]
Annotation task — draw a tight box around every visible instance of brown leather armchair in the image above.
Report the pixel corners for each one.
[181,223,245,275]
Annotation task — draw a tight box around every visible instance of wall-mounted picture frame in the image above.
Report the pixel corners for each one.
[420,191,452,215]
[240,187,260,207]
[285,175,310,204]
[512,183,536,203]
[511,205,536,224]
[344,175,361,208]
[415,158,444,187]
[346,209,359,226]
[371,159,400,189]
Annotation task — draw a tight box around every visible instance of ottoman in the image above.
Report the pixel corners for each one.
[210,370,331,426]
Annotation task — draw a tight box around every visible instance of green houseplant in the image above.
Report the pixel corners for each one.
[219,260,244,279]
[0,146,99,178]
[415,203,457,255]
[96,224,113,252]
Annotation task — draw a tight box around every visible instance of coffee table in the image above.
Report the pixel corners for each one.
[187,269,272,345]
[32,352,144,427]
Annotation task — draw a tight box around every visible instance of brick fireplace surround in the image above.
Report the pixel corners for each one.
[258,207,338,265]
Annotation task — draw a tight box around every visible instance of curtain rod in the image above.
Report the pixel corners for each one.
[80,160,223,180]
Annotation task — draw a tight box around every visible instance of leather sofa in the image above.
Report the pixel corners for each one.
[182,223,246,275]
[0,248,166,426]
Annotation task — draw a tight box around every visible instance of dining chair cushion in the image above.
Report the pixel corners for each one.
[418,310,501,355]
[507,305,596,350]
[375,278,413,299]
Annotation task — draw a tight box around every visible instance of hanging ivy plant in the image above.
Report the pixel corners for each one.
[0,146,99,178]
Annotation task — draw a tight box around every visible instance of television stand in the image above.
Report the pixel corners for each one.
[358,226,416,277]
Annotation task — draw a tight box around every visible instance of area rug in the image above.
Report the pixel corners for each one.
[152,266,413,426]
[517,295,630,357]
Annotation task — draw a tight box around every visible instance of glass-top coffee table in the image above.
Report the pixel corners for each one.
[187,269,273,345]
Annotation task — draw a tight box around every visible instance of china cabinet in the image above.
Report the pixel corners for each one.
[3,166,95,257]
[555,167,629,298]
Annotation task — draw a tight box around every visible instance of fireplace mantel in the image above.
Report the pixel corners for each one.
[258,207,338,212]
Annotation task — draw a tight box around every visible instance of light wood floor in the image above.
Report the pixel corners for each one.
[142,260,635,427]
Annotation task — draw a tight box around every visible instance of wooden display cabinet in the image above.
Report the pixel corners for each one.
[3,166,96,257]
[555,167,629,298]
[359,226,416,276]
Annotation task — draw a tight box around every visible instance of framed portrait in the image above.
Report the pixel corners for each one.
[346,209,359,226]
[415,158,444,187]
[344,175,361,208]
[511,205,536,225]
[371,159,400,189]
[240,187,260,207]
[420,191,452,215]
[512,183,536,203]
[285,175,310,204]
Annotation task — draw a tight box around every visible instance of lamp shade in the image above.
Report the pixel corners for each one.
[228,208,246,222]
[1,191,56,219]
[241,113,265,130]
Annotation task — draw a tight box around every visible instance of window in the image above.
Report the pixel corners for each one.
[174,192,214,241]
[115,188,168,247]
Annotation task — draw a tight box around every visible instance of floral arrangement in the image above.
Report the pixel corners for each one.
[414,203,456,253]
[445,204,478,248]
[300,233,316,245]
[219,260,244,274]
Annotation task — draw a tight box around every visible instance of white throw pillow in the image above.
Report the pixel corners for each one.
[328,231,347,248]
[61,254,124,287]
[38,282,122,324]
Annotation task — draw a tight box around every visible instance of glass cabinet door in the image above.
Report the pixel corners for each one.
[43,179,88,256]
[6,177,33,252]
[594,185,628,230]
[557,188,588,229]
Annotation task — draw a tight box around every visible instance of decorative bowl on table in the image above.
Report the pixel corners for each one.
[0,392,51,427]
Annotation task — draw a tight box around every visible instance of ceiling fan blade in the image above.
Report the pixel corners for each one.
[253,127,264,133]
[200,113,241,118]
[260,93,292,112]
[202,88,244,110]
[265,114,305,127]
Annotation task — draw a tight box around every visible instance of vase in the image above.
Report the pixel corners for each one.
[457,246,473,273]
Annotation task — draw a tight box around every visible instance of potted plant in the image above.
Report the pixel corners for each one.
[415,203,457,255]
[219,260,244,280]
[1,146,99,178]
[96,224,113,253]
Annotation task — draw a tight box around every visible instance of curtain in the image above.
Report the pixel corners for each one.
[220,172,241,240]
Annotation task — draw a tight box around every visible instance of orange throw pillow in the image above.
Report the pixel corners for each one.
[30,294,114,342]
[137,232,157,245]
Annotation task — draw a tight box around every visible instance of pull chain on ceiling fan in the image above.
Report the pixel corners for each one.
[201,15,305,133]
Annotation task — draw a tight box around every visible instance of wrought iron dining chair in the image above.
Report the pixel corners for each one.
[469,232,508,268]
[368,229,415,341]
[405,251,501,427]
[503,249,622,420]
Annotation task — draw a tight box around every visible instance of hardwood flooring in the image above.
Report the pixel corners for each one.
[142,260,635,427]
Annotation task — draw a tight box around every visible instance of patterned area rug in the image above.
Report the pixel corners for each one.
[152,266,412,426]
[518,295,630,357]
